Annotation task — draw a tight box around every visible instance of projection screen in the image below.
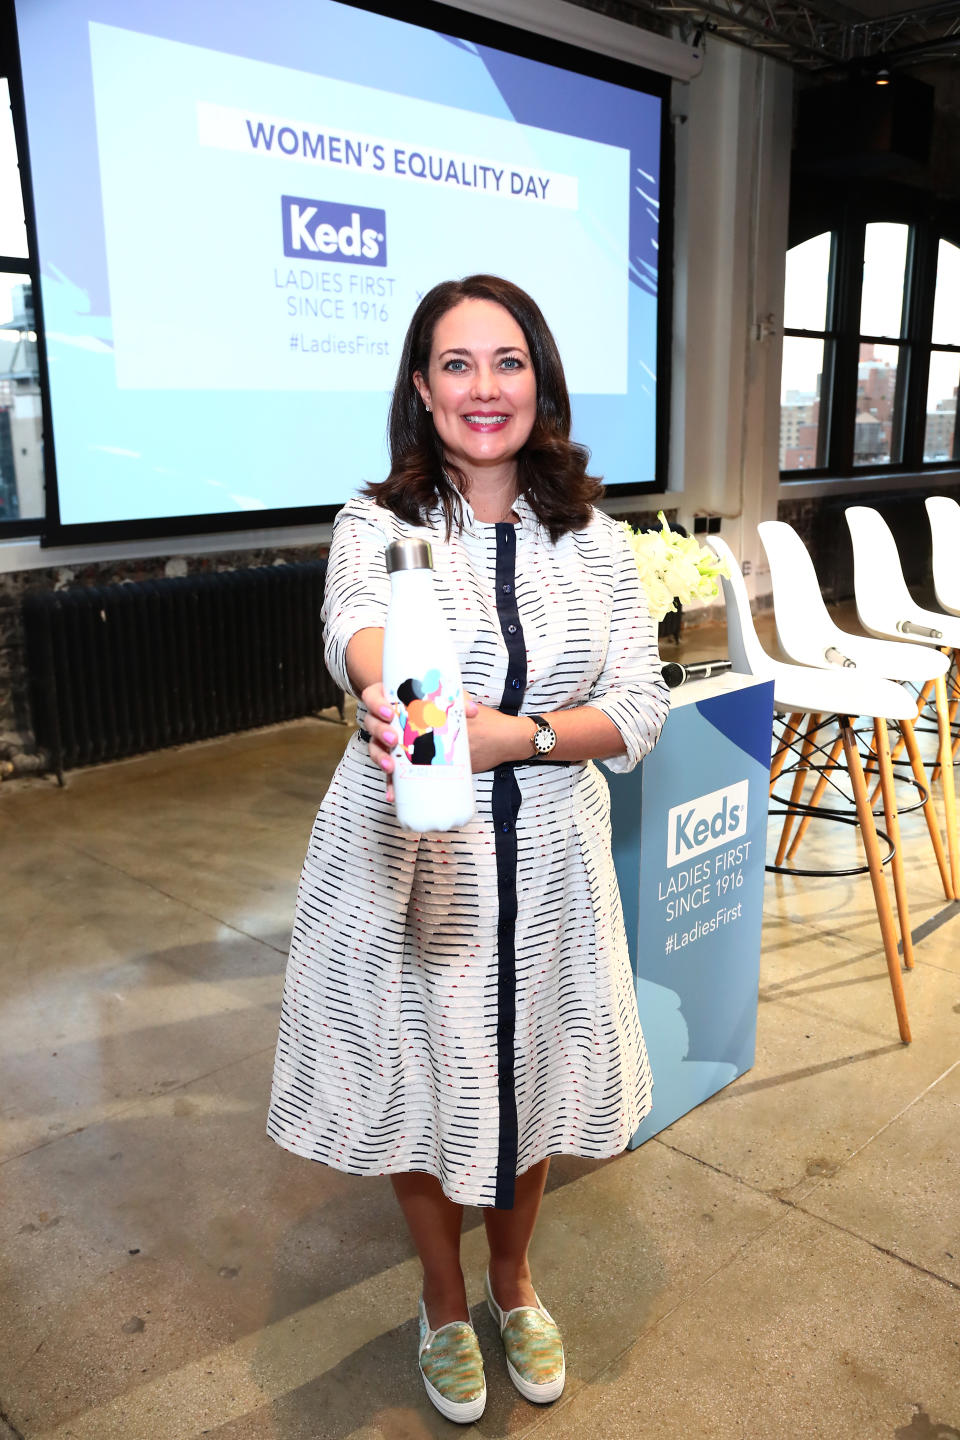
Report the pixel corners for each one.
[13,0,670,541]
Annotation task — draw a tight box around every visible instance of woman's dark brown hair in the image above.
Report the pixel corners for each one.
[364,275,603,542]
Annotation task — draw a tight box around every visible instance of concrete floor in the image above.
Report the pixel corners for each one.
[2,619,959,1440]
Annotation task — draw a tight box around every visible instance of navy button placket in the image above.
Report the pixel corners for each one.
[491,522,526,1208]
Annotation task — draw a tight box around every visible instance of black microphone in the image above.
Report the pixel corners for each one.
[661,659,733,689]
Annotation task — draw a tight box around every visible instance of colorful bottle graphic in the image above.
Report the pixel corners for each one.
[382,539,474,832]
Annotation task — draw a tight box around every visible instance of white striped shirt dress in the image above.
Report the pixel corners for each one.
[267,494,670,1208]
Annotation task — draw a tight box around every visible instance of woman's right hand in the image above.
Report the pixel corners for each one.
[360,682,399,802]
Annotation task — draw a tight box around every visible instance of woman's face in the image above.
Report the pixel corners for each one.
[413,298,537,484]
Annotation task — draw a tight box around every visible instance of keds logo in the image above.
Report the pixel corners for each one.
[282,195,387,266]
[667,780,748,866]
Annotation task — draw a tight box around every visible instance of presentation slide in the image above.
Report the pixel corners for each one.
[14,0,664,533]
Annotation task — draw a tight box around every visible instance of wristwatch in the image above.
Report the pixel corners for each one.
[530,714,558,758]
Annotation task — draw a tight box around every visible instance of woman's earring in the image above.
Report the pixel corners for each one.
[424,404,431,413]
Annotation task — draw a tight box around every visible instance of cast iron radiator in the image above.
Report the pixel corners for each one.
[23,562,344,778]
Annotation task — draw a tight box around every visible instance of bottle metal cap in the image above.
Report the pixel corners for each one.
[385,538,433,573]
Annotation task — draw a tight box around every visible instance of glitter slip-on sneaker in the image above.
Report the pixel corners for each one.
[417,1297,487,1424]
[484,1271,566,1404]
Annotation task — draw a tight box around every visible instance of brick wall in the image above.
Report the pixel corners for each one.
[777,483,960,604]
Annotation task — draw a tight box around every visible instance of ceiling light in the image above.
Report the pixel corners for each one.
[875,67,890,85]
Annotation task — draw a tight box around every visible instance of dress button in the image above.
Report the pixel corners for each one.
[511,678,521,690]
[502,583,512,594]
[507,623,518,635]
[501,822,511,833]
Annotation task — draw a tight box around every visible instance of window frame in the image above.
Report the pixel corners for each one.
[780,231,838,471]
[0,0,52,537]
[781,187,960,483]
[920,235,960,466]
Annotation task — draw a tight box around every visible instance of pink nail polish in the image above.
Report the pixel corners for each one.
[383,730,396,745]
[379,705,393,720]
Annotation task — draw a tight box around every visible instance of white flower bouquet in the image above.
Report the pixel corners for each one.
[621,512,730,624]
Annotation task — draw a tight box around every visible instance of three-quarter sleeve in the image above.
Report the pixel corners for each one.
[321,500,392,697]
[589,521,671,774]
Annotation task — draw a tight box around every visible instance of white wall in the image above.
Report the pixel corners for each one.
[673,40,793,601]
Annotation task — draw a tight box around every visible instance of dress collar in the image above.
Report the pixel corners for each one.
[446,491,540,537]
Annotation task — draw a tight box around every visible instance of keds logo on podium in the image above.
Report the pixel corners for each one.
[667,780,748,867]
[282,195,387,266]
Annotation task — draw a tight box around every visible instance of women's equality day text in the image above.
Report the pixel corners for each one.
[195,103,579,208]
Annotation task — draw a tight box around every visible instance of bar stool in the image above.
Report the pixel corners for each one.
[708,535,917,1043]
[925,495,960,617]
[925,495,960,760]
[845,505,960,896]
[757,519,953,904]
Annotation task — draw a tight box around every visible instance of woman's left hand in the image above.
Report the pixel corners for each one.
[464,696,529,773]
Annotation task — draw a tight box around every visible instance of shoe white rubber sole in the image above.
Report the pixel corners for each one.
[420,1370,487,1424]
[501,1347,566,1404]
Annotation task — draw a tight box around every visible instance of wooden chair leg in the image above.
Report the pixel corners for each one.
[875,718,914,970]
[934,674,960,897]
[946,656,960,767]
[931,664,949,782]
[841,718,911,1044]
[915,677,936,714]
[786,729,845,863]
[770,712,803,789]
[900,718,954,902]
[869,683,928,808]
[775,713,821,866]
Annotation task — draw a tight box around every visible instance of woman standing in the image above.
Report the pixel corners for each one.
[267,275,669,1423]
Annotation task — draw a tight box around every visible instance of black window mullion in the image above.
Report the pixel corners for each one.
[818,227,840,470]
[902,224,937,470]
[889,341,908,466]
[827,217,865,475]
[817,332,836,469]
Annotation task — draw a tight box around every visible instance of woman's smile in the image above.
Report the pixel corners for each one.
[461,411,510,431]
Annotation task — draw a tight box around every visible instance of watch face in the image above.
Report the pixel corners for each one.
[534,725,556,754]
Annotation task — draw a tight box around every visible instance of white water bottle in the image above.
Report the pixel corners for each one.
[382,538,475,833]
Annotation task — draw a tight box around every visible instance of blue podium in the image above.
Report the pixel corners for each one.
[607,672,775,1148]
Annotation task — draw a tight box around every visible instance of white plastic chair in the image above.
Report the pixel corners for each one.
[924,495,960,778]
[846,505,960,895]
[709,534,917,1042]
[925,495,960,616]
[757,520,953,900]
[846,505,960,647]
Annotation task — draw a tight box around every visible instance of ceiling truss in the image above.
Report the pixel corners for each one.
[615,0,960,68]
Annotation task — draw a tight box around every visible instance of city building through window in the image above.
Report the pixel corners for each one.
[781,217,959,477]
